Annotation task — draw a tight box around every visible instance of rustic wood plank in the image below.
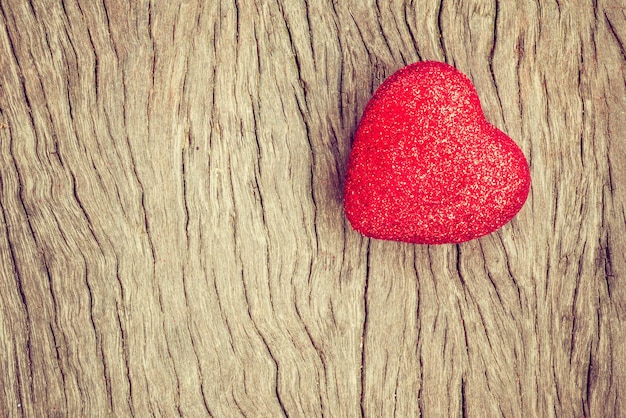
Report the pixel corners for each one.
[0,0,624,416]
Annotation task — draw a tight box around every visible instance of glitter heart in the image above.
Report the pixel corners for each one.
[344,61,531,244]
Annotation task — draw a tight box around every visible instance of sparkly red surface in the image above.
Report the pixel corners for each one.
[344,61,531,244]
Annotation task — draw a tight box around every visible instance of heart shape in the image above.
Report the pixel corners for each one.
[344,61,531,244]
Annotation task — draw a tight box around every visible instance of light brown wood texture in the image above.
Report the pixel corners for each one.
[1,0,625,416]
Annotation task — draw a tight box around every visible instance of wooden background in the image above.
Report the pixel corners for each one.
[1,0,625,416]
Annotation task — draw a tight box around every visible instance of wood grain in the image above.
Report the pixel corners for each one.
[0,0,624,416]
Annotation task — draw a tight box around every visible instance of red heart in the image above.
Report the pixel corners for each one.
[344,61,530,244]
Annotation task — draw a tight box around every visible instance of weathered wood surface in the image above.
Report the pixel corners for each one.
[0,0,625,416]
